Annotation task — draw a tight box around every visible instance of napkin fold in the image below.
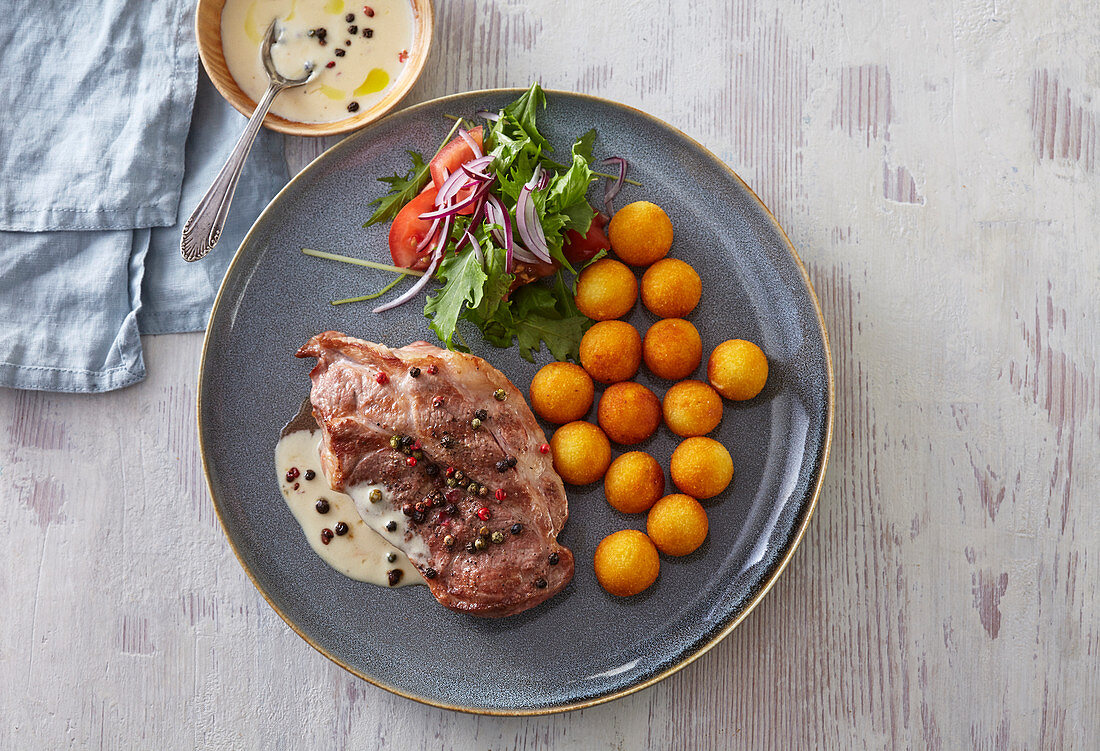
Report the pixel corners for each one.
[0,2,289,393]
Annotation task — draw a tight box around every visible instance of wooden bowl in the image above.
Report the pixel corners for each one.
[195,0,433,137]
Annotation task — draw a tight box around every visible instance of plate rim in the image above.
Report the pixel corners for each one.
[196,86,835,716]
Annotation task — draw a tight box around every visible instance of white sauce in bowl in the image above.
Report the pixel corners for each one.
[221,0,414,124]
[276,429,424,587]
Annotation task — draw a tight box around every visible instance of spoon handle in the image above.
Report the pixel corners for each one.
[180,82,284,262]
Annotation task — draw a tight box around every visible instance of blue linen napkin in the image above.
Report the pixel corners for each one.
[0,5,289,393]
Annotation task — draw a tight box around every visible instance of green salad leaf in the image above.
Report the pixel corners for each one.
[362,150,430,227]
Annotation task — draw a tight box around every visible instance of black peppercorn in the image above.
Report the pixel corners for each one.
[511,523,523,535]
[496,460,508,473]
[335,48,346,57]
[424,567,438,579]
[307,28,316,37]
[465,541,477,554]
[412,511,425,523]
[364,27,374,38]
[316,27,327,37]
[475,408,488,421]
[425,463,438,477]
[347,101,359,112]
[401,504,414,516]
[441,434,455,448]
[506,456,517,468]
[335,522,349,536]
[446,504,459,517]
[348,24,358,34]
[315,498,330,514]
[387,569,403,586]
[385,520,397,532]
[548,552,559,565]
[386,552,397,563]
[535,578,547,589]
[320,528,334,545]
[304,469,316,481]
[344,39,351,46]
[409,366,421,378]
[345,12,355,22]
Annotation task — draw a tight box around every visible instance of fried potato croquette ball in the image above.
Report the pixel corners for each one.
[642,318,702,381]
[662,380,723,437]
[597,381,662,445]
[640,258,702,318]
[579,320,642,384]
[670,437,733,499]
[574,258,638,321]
[646,494,709,556]
[608,201,673,266]
[529,362,594,424]
[708,339,769,401]
[594,530,660,596]
[604,451,665,514]
[550,421,612,485]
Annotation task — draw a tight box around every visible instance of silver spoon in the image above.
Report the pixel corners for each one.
[181,20,314,262]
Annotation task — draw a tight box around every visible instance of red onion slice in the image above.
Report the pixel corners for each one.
[477,110,500,122]
[413,215,442,254]
[372,248,442,313]
[419,178,495,220]
[600,156,628,215]
[458,128,483,159]
[510,245,540,264]
[435,166,466,207]
[485,195,514,268]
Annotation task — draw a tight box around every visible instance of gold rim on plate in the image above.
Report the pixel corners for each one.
[196,87,835,715]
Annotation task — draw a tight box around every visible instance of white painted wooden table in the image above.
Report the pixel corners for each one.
[3,1,1098,747]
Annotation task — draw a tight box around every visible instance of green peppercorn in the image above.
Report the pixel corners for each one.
[443,535,455,548]
[413,449,423,459]
[491,531,504,544]
[478,526,490,537]
[369,489,382,503]
[479,486,488,496]
[389,435,400,449]
[446,478,457,487]
[474,537,487,551]
[455,470,465,481]
[467,482,478,494]
[494,388,506,401]
[386,552,397,563]
[471,417,482,429]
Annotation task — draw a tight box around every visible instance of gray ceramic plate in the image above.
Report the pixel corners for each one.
[198,89,833,715]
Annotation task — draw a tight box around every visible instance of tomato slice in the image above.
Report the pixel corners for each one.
[389,185,441,270]
[430,126,484,216]
[562,210,610,265]
[430,126,484,188]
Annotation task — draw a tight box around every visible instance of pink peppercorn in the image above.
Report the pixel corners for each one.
[538,443,550,454]
[477,508,491,521]
[406,456,417,467]
[375,371,389,384]
[495,489,507,501]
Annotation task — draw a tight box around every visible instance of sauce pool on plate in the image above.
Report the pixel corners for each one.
[276,428,424,587]
[221,0,414,124]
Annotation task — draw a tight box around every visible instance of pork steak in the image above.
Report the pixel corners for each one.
[296,332,574,617]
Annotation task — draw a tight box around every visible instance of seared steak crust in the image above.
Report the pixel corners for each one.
[296,332,573,617]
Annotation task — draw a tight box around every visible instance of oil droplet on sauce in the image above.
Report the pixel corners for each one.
[320,84,344,100]
[323,0,343,13]
[244,0,262,43]
[355,68,390,96]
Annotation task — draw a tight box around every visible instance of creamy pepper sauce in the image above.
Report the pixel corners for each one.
[221,0,414,124]
[276,428,425,587]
